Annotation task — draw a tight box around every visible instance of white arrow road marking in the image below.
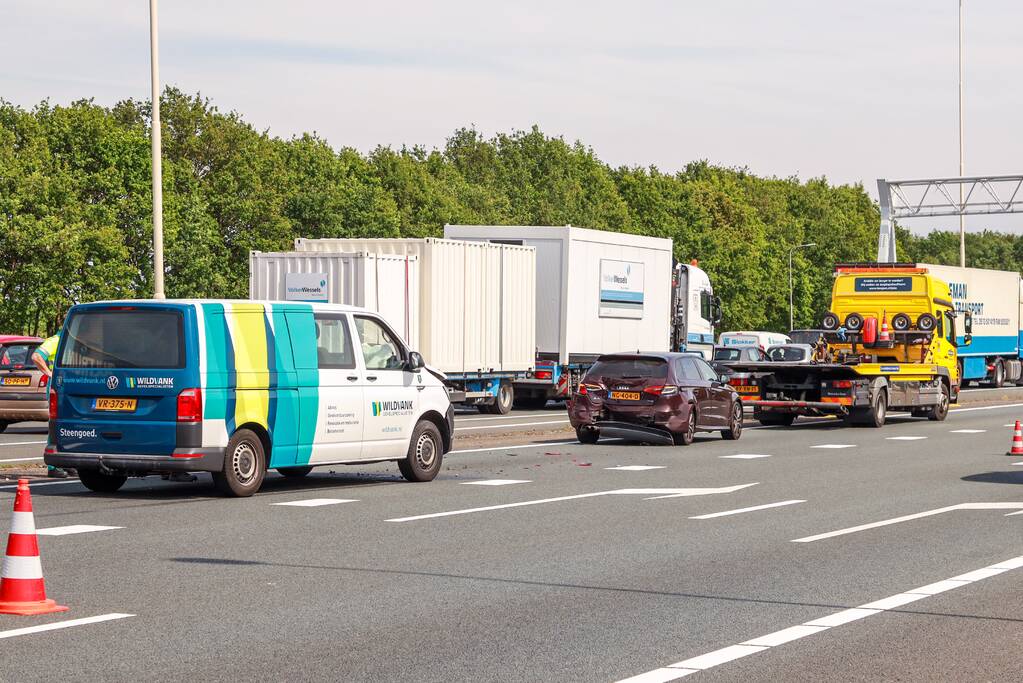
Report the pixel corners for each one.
[0,613,135,640]
[690,500,806,519]
[616,554,1023,683]
[386,484,758,522]
[792,502,1023,542]
[36,525,123,536]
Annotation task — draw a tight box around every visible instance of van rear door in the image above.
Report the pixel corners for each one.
[54,304,198,455]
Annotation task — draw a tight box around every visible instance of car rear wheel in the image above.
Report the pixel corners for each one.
[672,407,697,446]
[77,469,127,493]
[213,429,266,497]
[576,426,599,444]
[277,466,313,478]
[721,402,743,440]
[398,421,443,482]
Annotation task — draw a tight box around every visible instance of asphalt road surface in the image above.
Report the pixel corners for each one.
[3,400,1023,682]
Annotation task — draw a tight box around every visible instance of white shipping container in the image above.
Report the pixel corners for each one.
[920,263,1022,350]
[293,238,536,374]
[443,225,674,364]
[249,251,420,349]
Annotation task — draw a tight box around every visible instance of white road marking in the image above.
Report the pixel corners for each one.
[0,479,81,490]
[811,444,857,449]
[792,502,1023,542]
[455,420,569,432]
[0,613,135,640]
[1003,423,1019,427]
[719,454,772,459]
[0,440,46,448]
[459,479,531,486]
[950,429,986,433]
[450,440,578,455]
[36,525,123,536]
[690,500,805,520]
[0,456,44,463]
[885,436,927,441]
[951,402,1023,412]
[1013,462,1023,467]
[616,553,1023,683]
[271,498,358,507]
[604,465,666,471]
[455,413,555,422]
[386,484,757,522]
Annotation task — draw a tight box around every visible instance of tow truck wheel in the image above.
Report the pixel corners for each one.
[398,420,443,482]
[758,413,795,427]
[721,401,743,440]
[928,383,950,421]
[576,426,599,444]
[213,429,267,497]
[77,469,127,493]
[853,390,887,428]
[672,407,697,446]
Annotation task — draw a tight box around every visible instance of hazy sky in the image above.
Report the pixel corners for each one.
[4,1,1022,233]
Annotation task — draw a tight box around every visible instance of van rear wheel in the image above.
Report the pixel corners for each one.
[77,469,127,493]
[213,429,266,497]
[277,466,313,478]
[398,421,443,482]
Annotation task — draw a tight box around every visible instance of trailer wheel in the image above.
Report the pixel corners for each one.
[928,383,949,421]
[479,382,514,414]
[987,360,1005,388]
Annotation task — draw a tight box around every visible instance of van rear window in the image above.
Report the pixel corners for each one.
[60,310,184,369]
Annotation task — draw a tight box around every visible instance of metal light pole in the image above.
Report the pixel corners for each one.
[958,0,966,267]
[789,243,816,332]
[149,0,165,299]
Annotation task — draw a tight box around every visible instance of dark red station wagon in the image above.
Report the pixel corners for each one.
[567,352,743,445]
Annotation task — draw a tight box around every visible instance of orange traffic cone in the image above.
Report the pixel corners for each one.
[0,479,67,615]
[1008,421,1023,456]
[879,310,891,343]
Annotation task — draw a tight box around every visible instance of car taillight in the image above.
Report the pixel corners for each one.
[728,378,744,387]
[39,374,49,387]
[177,387,203,422]
[578,383,602,395]
[643,385,678,396]
[48,389,58,420]
[535,371,552,380]
[832,380,853,389]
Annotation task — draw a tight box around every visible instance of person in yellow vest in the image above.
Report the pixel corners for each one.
[31,334,73,479]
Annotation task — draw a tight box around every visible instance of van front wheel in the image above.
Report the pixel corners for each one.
[213,429,266,497]
[398,421,443,482]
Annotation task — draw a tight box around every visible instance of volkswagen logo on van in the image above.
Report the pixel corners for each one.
[106,376,119,390]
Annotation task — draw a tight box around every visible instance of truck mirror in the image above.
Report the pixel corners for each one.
[963,311,973,334]
[962,333,972,347]
[406,351,425,371]
[712,297,723,325]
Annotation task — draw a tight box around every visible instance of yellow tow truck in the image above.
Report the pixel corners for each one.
[730,263,972,427]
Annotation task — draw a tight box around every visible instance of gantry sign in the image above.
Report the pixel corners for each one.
[877,174,1023,262]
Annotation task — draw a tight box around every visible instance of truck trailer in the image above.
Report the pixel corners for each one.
[443,224,719,408]
[251,239,537,413]
[918,263,1023,387]
[728,263,971,427]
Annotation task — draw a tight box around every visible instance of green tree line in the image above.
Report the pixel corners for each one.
[1,89,1020,337]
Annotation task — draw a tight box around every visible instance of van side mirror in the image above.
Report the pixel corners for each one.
[406,351,425,372]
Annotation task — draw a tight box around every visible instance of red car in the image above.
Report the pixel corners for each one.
[567,352,743,445]
[0,335,47,432]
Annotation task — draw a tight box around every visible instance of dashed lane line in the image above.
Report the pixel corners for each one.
[791,502,1023,543]
[0,613,135,640]
[271,499,358,507]
[616,554,1023,683]
[949,429,986,433]
[719,454,772,459]
[455,420,569,432]
[0,479,81,490]
[0,457,45,463]
[450,440,578,455]
[36,525,123,536]
[0,440,46,448]
[690,500,806,520]
[459,479,531,486]
[810,444,857,449]
[885,436,927,441]
[605,466,666,471]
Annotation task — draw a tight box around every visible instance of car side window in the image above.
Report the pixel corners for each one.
[355,316,405,370]
[694,358,719,382]
[679,357,702,380]
[313,314,356,370]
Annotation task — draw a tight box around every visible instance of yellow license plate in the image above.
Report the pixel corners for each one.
[94,398,137,412]
[609,391,641,401]
[1,376,31,386]
[735,385,759,394]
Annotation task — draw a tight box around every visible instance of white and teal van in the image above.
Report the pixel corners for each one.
[44,300,454,496]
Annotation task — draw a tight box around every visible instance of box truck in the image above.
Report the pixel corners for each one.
[919,263,1023,387]
[443,225,719,408]
[264,238,537,413]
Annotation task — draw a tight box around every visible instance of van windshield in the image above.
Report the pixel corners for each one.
[59,309,185,369]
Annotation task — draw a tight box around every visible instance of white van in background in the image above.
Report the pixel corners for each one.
[718,331,791,350]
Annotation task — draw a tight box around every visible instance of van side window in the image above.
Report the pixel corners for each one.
[355,316,404,370]
[313,315,356,370]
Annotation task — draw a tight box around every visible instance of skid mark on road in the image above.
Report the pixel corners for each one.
[0,613,134,640]
[36,525,123,536]
[792,502,1023,542]
[616,554,1023,683]
[690,500,805,520]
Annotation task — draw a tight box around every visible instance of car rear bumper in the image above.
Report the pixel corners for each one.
[44,447,226,473]
[588,421,675,445]
[0,396,49,422]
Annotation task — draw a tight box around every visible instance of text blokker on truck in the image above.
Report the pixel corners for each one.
[726,263,972,427]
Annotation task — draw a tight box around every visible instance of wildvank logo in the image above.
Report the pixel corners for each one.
[126,377,174,389]
[371,400,415,417]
